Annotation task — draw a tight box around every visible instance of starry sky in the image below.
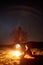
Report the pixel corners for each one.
[0,1,43,45]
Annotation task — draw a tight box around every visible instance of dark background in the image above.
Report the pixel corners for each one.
[0,0,43,45]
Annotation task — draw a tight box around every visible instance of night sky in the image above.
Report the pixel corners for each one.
[0,1,43,45]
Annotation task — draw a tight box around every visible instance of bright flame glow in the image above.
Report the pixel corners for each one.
[14,51,22,57]
[8,50,23,59]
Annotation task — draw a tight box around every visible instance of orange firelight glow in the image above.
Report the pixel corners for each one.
[24,54,35,59]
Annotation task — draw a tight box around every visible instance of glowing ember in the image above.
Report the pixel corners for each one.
[24,54,35,59]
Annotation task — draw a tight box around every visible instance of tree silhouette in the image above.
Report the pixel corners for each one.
[9,26,29,44]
